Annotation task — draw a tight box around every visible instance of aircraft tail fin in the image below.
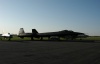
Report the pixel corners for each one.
[32,29,38,34]
[18,28,25,35]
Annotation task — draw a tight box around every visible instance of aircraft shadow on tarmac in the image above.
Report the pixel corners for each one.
[0,40,99,43]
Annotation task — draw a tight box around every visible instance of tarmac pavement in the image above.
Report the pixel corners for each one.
[0,41,100,64]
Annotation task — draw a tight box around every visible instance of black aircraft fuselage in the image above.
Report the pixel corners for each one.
[18,28,85,40]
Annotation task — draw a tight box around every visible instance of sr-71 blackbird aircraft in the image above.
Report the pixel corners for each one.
[18,28,87,40]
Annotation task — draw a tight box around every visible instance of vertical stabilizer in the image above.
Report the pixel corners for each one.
[19,28,25,35]
[32,29,38,34]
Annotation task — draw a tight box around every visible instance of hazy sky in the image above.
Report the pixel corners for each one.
[0,0,100,36]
